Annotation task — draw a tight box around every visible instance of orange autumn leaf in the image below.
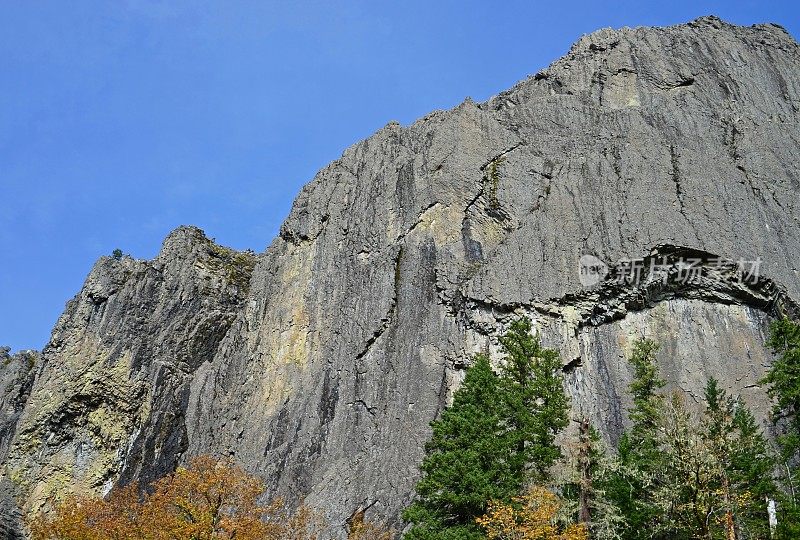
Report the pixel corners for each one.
[477,486,588,540]
[29,455,323,540]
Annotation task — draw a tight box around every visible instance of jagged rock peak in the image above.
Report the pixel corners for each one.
[158,224,211,254]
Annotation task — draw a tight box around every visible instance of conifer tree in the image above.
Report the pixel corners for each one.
[653,391,718,539]
[625,339,665,450]
[404,317,571,539]
[763,317,800,537]
[610,342,776,539]
[607,339,665,540]
[498,316,570,484]
[403,354,510,540]
[649,382,775,539]
[703,378,775,539]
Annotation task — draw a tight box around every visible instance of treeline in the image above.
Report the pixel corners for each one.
[403,316,800,540]
[31,317,800,539]
[31,455,393,540]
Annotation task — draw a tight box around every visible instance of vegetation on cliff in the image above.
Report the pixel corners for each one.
[403,317,571,539]
[30,456,392,540]
[403,317,800,540]
[28,317,800,540]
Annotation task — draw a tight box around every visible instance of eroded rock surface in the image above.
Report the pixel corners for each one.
[2,227,254,523]
[2,16,799,539]
[0,348,36,539]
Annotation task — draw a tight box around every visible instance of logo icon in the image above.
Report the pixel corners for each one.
[579,254,608,287]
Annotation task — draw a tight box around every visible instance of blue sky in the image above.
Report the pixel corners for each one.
[1,1,798,351]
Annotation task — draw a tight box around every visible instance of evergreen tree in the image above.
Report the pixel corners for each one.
[703,378,775,539]
[764,318,800,447]
[644,379,776,539]
[762,317,800,537]
[652,391,715,539]
[609,344,776,540]
[403,354,510,540]
[559,420,626,540]
[607,339,665,540]
[625,339,666,447]
[498,316,570,484]
[404,317,571,539]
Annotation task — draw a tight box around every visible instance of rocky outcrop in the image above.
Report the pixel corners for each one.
[0,348,36,539]
[2,227,255,525]
[2,15,799,539]
[0,349,36,465]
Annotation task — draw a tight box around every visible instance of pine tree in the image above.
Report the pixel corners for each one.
[498,316,570,484]
[703,378,775,539]
[607,339,665,540]
[403,354,511,540]
[604,339,779,539]
[625,339,665,447]
[762,317,800,537]
[404,317,571,539]
[640,381,775,540]
[764,319,800,446]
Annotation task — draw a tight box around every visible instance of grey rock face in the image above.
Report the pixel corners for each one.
[0,348,36,539]
[0,348,36,464]
[2,227,255,517]
[3,15,800,539]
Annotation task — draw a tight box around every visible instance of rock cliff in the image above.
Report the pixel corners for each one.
[2,16,799,538]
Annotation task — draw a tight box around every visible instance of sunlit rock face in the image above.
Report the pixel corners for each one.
[3,15,799,539]
[2,227,255,521]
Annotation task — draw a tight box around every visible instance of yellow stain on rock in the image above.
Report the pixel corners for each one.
[251,241,316,413]
[7,340,151,519]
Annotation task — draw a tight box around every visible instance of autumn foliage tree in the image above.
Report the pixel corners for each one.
[346,511,394,540]
[29,455,322,540]
[476,486,588,540]
[29,483,148,540]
